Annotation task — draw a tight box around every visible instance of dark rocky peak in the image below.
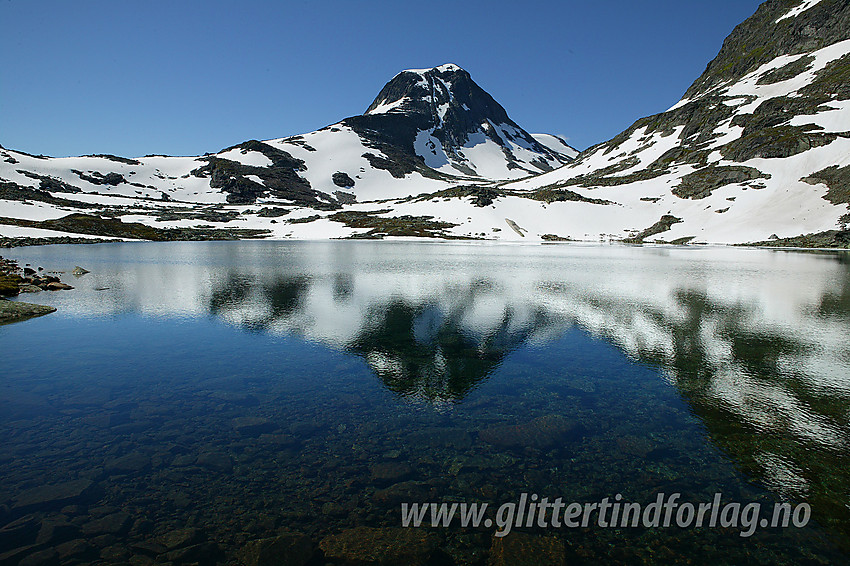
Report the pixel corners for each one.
[358,63,569,167]
[365,64,512,127]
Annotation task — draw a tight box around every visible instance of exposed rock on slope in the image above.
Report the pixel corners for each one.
[189,140,337,208]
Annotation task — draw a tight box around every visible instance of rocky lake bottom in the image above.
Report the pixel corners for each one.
[1,241,849,565]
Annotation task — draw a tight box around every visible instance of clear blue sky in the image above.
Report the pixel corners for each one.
[0,0,763,157]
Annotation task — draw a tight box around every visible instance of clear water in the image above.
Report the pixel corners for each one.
[2,241,849,565]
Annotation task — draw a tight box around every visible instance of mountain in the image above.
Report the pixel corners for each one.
[1,0,848,246]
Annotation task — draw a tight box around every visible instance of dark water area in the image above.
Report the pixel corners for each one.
[2,241,849,565]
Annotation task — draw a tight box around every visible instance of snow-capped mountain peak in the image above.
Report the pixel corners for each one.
[400,63,463,74]
[365,63,481,117]
[359,63,574,178]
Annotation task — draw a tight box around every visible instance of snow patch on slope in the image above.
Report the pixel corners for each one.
[727,39,850,111]
[776,0,824,23]
[217,148,273,167]
[365,98,407,115]
[531,134,579,159]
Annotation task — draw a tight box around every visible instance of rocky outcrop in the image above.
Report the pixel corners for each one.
[15,170,81,193]
[624,215,684,244]
[0,181,96,208]
[191,140,340,208]
[803,164,850,205]
[82,153,141,165]
[332,172,355,188]
[742,229,850,248]
[674,166,770,199]
[720,127,841,161]
[72,170,126,186]
[0,236,121,247]
[0,299,56,323]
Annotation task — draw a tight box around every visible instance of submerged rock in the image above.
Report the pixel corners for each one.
[99,543,131,562]
[130,539,167,556]
[488,532,566,566]
[448,454,516,475]
[615,435,656,458]
[0,544,39,565]
[81,512,133,536]
[11,479,94,512]
[372,481,430,506]
[406,428,472,449]
[55,539,93,561]
[157,527,204,551]
[195,451,233,473]
[164,542,221,564]
[104,452,151,474]
[369,462,412,482]
[238,533,313,566]
[479,415,584,450]
[233,416,277,437]
[17,547,58,566]
[0,514,40,551]
[35,518,80,546]
[319,526,443,566]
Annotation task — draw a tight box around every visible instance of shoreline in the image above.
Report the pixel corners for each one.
[2,234,849,252]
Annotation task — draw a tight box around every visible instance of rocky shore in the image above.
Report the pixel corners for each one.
[0,255,75,324]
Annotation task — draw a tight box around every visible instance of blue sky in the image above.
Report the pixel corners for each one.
[0,0,763,157]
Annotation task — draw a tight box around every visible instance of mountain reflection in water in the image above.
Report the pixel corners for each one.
[7,240,850,546]
[209,271,554,402]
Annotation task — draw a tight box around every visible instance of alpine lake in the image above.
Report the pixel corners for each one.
[2,240,849,565]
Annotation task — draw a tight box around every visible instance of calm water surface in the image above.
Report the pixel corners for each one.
[2,241,849,565]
